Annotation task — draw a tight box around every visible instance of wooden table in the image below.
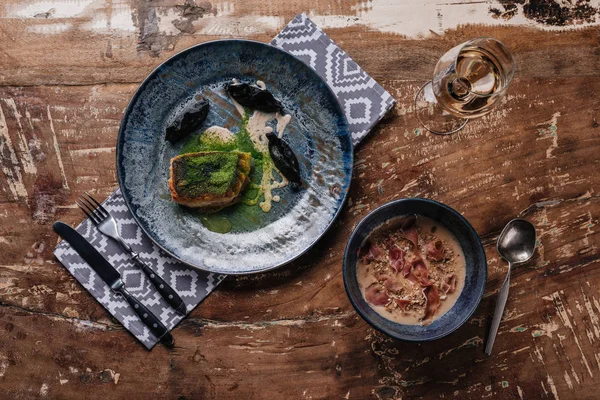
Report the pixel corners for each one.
[1,1,599,398]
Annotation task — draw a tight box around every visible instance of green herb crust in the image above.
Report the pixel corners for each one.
[168,151,253,213]
[174,152,245,197]
[179,117,268,206]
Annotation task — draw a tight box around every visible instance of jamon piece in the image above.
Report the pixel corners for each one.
[401,257,413,277]
[400,215,417,230]
[362,243,384,263]
[400,215,419,253]
[389,245,406,274]
[365,283,389,306]
[422,285,441,323]
[381,275,402,293]
[441,274,457,294]
[406,257,432,287]
[425,240,445,261]
[395,298,411,312]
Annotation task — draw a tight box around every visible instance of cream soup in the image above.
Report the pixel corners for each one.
[357,215,466,325]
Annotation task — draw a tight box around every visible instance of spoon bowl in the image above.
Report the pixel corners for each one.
[497,219,537,265]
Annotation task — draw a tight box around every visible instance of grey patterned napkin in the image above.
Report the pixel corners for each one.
[272,13,396,145]
[53,14,395,350]
[54,189,226,349]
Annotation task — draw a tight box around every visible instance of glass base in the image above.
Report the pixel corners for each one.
[414,82,468,135]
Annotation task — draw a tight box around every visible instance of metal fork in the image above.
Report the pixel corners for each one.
[76,192,187,316]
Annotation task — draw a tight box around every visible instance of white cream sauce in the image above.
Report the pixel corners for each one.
[227,80,293,213]
[246,111,273,152]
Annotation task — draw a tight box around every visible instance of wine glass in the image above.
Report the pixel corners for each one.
[414,37,515,135]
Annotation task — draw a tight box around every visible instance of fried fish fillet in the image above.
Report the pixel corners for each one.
[168,151,253,213]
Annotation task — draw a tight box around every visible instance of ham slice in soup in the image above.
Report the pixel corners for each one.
[425,240,445,261]
[400,215,420,254]
[365,282,389,306]
[422,285,441,323]
[389,245,406,274]
[381,275,402,293]
[395,298,411,312]
[442,274,457,294]
[401,260,412,277]
[403,228,419,253]
[403,259,417,283]
[407,257,432,287]
[362,242,384,263]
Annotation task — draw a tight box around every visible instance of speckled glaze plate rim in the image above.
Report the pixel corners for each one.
[342,198,487,342]
[116,39,352,275]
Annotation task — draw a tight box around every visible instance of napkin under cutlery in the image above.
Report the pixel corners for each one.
[53,12,396,349]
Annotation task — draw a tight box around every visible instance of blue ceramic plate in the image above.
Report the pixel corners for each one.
[117,40,352,274]
[343,198,487,341]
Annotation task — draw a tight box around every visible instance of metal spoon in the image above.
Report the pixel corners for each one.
[485,219,536,356]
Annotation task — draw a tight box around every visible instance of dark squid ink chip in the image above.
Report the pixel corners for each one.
[165,99,210,144]
[266,132,302,188]
[226,82,284,114]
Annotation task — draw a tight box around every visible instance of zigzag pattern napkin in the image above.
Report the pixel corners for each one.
[53,14,396,350]
[54,189,226,349]
[272,13,396,145]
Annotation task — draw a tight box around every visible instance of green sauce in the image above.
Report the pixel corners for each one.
[200,215,232,234]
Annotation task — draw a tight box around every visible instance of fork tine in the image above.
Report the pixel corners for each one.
[79,195,106,221]
[76,200,99,225]
[83,192,110,217]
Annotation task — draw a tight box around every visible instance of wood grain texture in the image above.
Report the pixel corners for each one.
[1,1,600,398]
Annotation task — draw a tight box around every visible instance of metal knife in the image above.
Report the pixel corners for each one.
[53,221,173,346]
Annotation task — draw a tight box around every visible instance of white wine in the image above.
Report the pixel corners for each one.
[432,42,513,118]
[415,37,514,135]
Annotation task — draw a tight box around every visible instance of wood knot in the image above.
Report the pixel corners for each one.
[79,372,93,384]
[335,363,343,376]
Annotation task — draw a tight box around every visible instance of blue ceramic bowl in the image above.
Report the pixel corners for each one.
[343,198,487,341]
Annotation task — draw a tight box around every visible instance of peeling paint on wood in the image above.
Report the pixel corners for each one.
[0,1,599,399]
[309,0,600,36]
[0,103,29,203]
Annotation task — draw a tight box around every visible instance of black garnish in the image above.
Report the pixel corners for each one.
[266,132,302,186]
[165,99,209,144]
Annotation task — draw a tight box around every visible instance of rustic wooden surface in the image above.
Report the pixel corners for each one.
[1,1,600,398]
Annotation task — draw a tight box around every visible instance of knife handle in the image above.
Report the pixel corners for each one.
[115,286,173,346]
[131,254,187,316]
